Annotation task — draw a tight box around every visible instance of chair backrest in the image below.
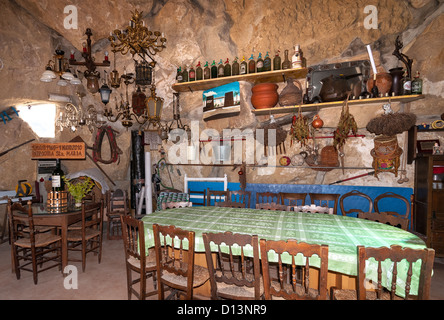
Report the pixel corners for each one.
[81,200,104,235]
[120,215,146,270]
[260,238,329,300]
[153,223,196,299]
[339,190,373,216]
[374,192,411,219]
[107,189,129,215]
[7,199,34,243]
[255,203,293,211]
[358,211,409,230]
[300,205,333,214]
[308,193,340,215]
[278,192,307,206]
[228,190,251,208]
[188,189,206,206]
[202,231,261,300]
[357,245,435,300]
[256,192,279,204]
[161,201,192,210]
[215,201,245,208]
[206,188,229,206]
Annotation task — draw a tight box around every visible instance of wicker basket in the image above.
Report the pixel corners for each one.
[373,135,399,156]
[306,146,339,171]
[47,191,68,213]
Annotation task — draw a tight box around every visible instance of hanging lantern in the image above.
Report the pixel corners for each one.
[132,86,147,117]
[135,60,152,86]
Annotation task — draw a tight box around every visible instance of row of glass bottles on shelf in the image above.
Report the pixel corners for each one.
[175,45,305,83]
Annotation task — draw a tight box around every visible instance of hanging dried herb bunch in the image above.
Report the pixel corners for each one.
[366,112,416,136]
[290,106,310,147]
[333,98,357,150]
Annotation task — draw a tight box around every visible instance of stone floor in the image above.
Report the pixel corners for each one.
[1,231,443,300]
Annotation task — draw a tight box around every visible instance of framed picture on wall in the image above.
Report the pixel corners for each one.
[417,139,440,154]
[203,82,240,121]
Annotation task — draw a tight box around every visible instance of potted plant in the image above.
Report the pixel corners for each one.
[62,176,95,207]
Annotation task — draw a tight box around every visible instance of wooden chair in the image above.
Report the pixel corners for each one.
[374,192,411,226]
[358,211,409,230]
[188,189,206,206]
[161,201,192,210]
[331,245,435,300]
[120,215,157,300]
[206,188,229,206]
[202,231,262,300]
[7,199,62,284]
[153,224,209,300]
[260,238,329,300]
[215,201,245,208]
[106,189,130,240]
[255,203,293,211]
[308,193,340,215]
[339,190,373,217]
[228,190,251,208]
[67,200,104,272]
[256,192,279,204]
[278,192,307,206]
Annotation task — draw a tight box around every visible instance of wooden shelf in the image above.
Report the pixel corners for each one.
[251,94,425,115]
[172,68,308,93]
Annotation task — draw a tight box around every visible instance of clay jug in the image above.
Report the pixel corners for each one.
[279,79,303,106]
[251,83,279,109]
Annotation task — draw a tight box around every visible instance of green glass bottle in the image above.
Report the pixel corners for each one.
[232,57,240,76]
[273,50,281,70]
[196,61,203,81]
[182,65,189,82]
[256,52,264,72]
[240,56,247,75]
[411,71,423,94]
[211,60,218,78]
[203,61,210,79]
[263,51,271,72]
[176,67,183,83]
[224,58,231,77]
[218,59,225,77]
[52,159,65,192]
[248,54,256,74]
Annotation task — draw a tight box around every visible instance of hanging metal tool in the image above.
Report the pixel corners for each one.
[0,139,35,158]
[329,171,375,185]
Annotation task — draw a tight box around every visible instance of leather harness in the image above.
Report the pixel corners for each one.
[93,126,122,164]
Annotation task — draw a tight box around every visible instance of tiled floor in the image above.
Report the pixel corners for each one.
[0,234,443,300]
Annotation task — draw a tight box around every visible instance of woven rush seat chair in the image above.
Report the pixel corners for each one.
[228,190,251,208]
[358,211,409,230]
[308,193,340,215]
[260,238,329,300]
[120,215,157,300]
[256,192,279,204]
[203,231,263,300]
[339,190,373,217]
[153,224,209,300]
[8,199,62,284]
[67,200,104,272]
[278,192,307,206]
[331,245,435,300]
[372,192,411,229]
[106,189,130,240]
[206,189,229,206]
[255,203,293,211]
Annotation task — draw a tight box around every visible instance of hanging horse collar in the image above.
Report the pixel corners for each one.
[93,126,122,164]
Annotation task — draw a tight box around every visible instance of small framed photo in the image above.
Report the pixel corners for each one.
[417,139,440,154]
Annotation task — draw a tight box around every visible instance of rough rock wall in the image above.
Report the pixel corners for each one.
[0,0,443,194]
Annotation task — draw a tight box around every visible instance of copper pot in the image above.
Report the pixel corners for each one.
[312,114,324,128]
[367,72,393,96]
[251,83,279,109]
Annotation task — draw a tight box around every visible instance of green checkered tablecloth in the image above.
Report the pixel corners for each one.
[141,206,427,297]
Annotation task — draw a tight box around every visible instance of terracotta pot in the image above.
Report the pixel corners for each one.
[251,83,279,109]
[367,72,393,96]
[312,114,324,129]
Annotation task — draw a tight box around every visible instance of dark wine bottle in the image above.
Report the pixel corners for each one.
[52,159,65,191]
[211,60,218,78]
[232,57,240,75]
[204,61,211,79]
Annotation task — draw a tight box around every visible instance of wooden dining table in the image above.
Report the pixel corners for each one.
[141,205,428,298]
[31,204,84,270]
